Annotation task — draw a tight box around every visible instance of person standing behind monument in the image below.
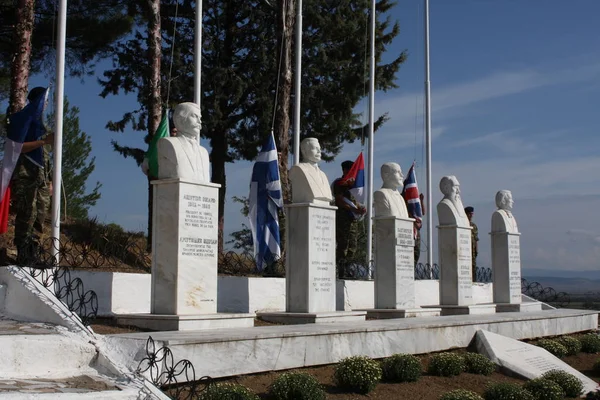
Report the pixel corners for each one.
[332,160,366,278]
[464,206,478,280]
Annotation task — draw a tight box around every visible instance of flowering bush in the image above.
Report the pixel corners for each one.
[523,378,565,400]
[381,353,422,382]
[536,339,568,358]
[557,336,582,356]
[201,383,259,400]
[439,389,484,400]
[541,369,584,398]
[483,382,534,400]
[428,353,465,377]
[463,353,496,376]
[580,333,600,353]
[334,355,382,394]
[269,372,325,400]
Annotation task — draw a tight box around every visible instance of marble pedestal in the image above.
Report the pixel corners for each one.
[120,179,254,331]
[492,232,523,307]
[258,203,365,324]
[495,302,542,313]
[363,216,440,319]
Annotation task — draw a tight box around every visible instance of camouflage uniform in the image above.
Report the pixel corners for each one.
[12,145,52,259]
[470,221,479,280]
[333,178,360,278]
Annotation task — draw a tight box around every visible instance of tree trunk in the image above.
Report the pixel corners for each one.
[9,0,35,114]
[273,0,295,255]
[145,0,162,251]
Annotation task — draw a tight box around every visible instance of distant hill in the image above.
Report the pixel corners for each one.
[523,268,600,280]
[522,275,600,294]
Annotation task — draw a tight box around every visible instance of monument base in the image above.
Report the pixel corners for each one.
[423,304,496,316]
[363,308,442,319]
[257,311,366,325]
[496,302,543,313]
[116,313,255,331]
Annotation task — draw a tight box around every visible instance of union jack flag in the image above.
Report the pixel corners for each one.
[401,161,422,223]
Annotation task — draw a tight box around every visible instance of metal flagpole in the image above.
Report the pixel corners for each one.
[366,0,376,276]
[293,0,302,165]
[424,0,434,268]
[194,0,202,107]
[50,0,67,262]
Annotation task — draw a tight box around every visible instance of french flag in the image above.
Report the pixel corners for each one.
[401,161,423,222]
[0,87,49,232]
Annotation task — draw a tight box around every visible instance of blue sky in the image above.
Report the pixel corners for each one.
[19,0,600,273]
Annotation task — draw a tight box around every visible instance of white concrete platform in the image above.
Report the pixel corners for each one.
[116,312,256,331]
[257,311,366,325]
[363,308,442,319]
[496,302,543,313]
[105,309,598,383]
[423,303,497,316]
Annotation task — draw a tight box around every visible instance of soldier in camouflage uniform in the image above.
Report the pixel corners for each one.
[465,206,478,280]
[10,87,54,263]
[333,160,366,278]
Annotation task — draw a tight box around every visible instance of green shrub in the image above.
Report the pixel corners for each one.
[428,353,465,377]
[557,336,582,356]
[269,372,325,400]
[523,378,565,400]
[536,339,568,358]
[381,353,422,382]
[593,359,600,373]
[586,389,600,399]
[334,356,382,394]
[463,353,496,376]
[483,382,534,400]
[201,383,259,400]
[541,369,584,398]
[580,334,600,353]
[440,389,484,400]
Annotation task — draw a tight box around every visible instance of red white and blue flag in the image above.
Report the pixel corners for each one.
[401,161,422,224]
[336,152,365,220]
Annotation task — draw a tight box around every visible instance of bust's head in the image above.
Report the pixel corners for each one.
[495,190,513,210]
[440,175,460,202]
[381,162,403,189]
[300,137,321,164]
[172,102,201,139]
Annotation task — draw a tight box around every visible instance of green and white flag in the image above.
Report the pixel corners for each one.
[146,111,170,178]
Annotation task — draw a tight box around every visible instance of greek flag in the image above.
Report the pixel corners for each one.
[248,132,283,271]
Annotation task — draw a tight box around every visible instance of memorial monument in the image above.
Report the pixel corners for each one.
[425,176,495,315]
[366,163,440,318]
[259,138,365,324]
[491,190,541,312]
[117,102,254,330]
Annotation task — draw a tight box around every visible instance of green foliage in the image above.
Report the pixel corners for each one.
[541,369,584,398]
[427,353,465,377]
[334,355,382,394]
[440,389,484,400]
[48,98,102,220]
[269,372,325,400]
[463,353,496,376]
[586,390,600,399]
[200,383,259,400]
[523,378,565,400]
[557,336,583,356]
[483,382,534,400]
[593,359,600,373]
[580,334,600,353]
[381,353,422,383]
[226,196,253,253]
[536,339,568,358]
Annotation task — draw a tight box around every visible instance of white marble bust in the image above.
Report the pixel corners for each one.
[374,162,408,218]
[437,175,469,227]
[157,102,210,182]
[492,190,519,233]
[289,138,333,204]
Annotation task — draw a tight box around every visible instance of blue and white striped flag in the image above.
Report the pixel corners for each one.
[248,132,283,271]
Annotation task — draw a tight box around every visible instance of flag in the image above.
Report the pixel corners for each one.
[248,132,283,271]
[0,87,49,204]
[145,111,170,178]
[401,161,423,225]
[335,152,365,220]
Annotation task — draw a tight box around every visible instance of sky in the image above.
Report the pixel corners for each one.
[17,0,600,275]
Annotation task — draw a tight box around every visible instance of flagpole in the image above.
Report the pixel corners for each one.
[50,0,67,262]
[293,0,302,166]
[194,0,202,107]
[366,0,376,276]
[424,0,434,269]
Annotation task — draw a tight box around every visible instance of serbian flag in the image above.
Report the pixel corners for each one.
[401,161,423,229]
[0,87,49,232]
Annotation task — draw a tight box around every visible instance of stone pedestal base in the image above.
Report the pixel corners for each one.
[496,302,543,313]
[363,308,441,319]
[423,304,496,316]
[116,313,255,331]
[257,311,366,325]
